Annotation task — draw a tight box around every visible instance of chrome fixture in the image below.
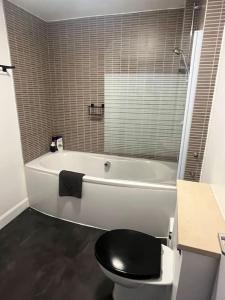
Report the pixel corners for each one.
[173,47,183,56]
[173,47,189,76]
[104,161,111,169]
[193,152,199,158]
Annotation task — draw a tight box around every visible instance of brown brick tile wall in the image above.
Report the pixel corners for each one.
[5,0,225,179]
[48,9,185,154]
[3,0,53,163]
[4,1,186,162]
[185,0,225,181]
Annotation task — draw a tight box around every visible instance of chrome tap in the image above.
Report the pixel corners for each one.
[104,161,111,169]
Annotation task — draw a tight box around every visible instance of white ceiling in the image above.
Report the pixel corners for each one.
[8,0,185,22]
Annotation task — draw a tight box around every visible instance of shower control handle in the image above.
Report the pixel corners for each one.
[193,152,199,158]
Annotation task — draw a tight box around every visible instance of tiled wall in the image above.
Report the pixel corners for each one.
[4,1,186,162]
[4,0,52,163]
[198,0,207,30]
[48,9,185,157]
[182,0,197,62]
[184,0,225,181]
[5,0,225,180]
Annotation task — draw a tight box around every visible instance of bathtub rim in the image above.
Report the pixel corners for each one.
[25,151,177,191]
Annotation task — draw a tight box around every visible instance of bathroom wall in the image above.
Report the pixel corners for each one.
[197,0,207,30]
[6,0,223,178]
[4,0,52,163]
[201,26,225,219]
[0,0,27,228]
[182,0,206,60]
[201,26,225,300]
[182,0,198,62]
[48,9,185,158]
[184,0,225,181]
[4,1,187,162]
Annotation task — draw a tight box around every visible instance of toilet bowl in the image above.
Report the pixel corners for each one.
[95,229,174,300]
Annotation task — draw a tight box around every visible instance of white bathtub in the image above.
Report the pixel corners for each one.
[25,151,177,238]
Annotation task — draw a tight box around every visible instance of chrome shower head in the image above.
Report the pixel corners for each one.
[173,47,183,56]
[173,47,189,76]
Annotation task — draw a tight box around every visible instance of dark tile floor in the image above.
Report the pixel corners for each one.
[0,208,113,300]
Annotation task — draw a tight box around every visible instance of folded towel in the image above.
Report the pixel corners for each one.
[59,170,85,198]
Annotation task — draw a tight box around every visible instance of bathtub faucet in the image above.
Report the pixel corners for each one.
[104,161,111,169]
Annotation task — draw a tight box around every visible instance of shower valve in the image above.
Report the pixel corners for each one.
[193,152,199,158]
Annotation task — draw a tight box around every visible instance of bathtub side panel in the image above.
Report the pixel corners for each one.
[25,168,58,215]
[26,168,176,237]
[81,183,176,237]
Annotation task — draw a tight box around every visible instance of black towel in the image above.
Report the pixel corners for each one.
[59,170,85,198]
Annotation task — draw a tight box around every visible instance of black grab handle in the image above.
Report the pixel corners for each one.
[0,65,15,72]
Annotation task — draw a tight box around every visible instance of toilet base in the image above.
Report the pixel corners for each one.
[112,283,171,300]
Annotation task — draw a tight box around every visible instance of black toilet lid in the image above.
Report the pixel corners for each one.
[95,229,162,280]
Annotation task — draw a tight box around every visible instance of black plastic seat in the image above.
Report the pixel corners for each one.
[95,229,162,280]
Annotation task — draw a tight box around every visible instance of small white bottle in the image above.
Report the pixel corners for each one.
[57,137,64,152]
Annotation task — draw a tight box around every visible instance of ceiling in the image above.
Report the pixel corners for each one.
[8,0,185,22]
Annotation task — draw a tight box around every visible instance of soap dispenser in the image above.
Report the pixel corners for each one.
[50,141,56,152]
[52,135,64,151]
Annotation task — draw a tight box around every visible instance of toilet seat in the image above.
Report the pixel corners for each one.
[95,229,162,280]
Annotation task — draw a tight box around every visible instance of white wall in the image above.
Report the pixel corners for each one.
[201,27,225,300]
[0,0,28,229]
[201,26,225,220]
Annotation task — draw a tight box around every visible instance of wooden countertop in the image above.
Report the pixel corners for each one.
[177,180,225,258]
